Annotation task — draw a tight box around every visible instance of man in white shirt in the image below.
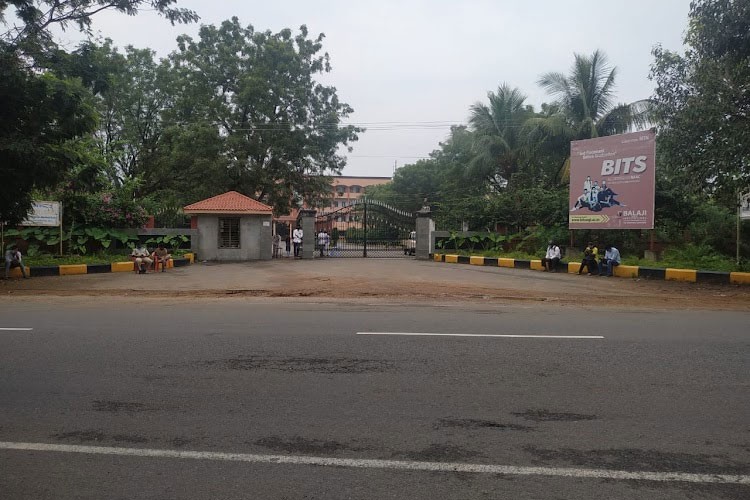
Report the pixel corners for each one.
[131,243,153,273]
[541,240,561,272]
[317,229,327,257]
[601,244,621,277]
[292,226,303,258]
[4,244,29,279]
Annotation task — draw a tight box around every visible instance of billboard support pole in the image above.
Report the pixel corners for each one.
[649,230,655,253]
[737,200,741,266]
[59,205,63,256]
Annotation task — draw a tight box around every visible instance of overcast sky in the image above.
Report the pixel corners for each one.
[61,0,690,177]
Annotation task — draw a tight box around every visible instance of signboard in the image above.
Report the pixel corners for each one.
[741,192,750,220]
[569,130,656,230]
[20,201,61,227]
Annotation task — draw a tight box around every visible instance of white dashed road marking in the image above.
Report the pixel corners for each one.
[0,442,746,485]
[356,332,603,339]
[0,327,33,331]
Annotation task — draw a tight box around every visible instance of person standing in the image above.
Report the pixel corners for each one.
[272,233,281,259]
[601,244,621,277]
[541,240,561,272]
[4,244,29,279]
[292,226,303,258]
[285,235,291,257]
[317,228,327,257]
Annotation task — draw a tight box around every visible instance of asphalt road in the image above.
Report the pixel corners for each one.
[1,298,748,499]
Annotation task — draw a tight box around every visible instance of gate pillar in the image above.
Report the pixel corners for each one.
[299,209,317,259]
[416,206,434,260]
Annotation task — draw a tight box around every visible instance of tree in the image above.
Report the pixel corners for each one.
[468,84,535,191]
[2,0,197,60]
[538,50,650,139]
[532,50,651,182]
[650,0,749,200]
[88,41,169,188]
[0,0,198,224]
[164,18,361,214]
[0,50,98,224]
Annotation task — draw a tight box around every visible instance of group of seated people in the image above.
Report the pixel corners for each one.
[540,240,621,276]
[131,243,172,274]
[578,242,621,277]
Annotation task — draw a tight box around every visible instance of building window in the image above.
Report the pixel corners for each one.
[219,217,240,248]
[336,186,347,195]
[351,185,361,193]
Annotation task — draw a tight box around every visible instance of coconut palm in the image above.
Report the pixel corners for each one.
[468,83,534,190]
[527,50,652,181]
[539,50,651,138]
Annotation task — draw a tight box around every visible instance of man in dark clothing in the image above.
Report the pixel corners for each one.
[578,242,599,276]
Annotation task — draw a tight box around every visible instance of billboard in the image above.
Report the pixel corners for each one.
[569,130,656,230]
[20,201,61,227]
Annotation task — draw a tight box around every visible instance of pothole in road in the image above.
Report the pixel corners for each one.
[202,355,395,374]
[91,400,152,413]
[512,409,599,422]
[436,418,534,432]
[52,430,106,442]
[254,435,370,455]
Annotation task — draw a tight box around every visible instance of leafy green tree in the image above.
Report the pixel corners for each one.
[90,42,169,188]
[0,0,197,224]
[650,0,749,200]
[0,51,98,224]
[164,18,361,214]
[2,0,197,58]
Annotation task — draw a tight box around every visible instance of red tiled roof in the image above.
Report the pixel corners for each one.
[273,208,300,223]
[183,191,273,214]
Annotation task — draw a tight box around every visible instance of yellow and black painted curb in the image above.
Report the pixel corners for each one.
[6,253,195,279]
[431,253,750,285]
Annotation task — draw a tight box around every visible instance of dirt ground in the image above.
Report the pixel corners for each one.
[2,258,749,311]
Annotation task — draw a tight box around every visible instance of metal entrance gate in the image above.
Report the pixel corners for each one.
[314,199,415,258]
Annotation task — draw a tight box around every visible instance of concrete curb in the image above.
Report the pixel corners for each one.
[431,254,750,286]
[6,253,194,279]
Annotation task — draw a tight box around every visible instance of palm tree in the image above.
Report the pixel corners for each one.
[539,49,651,138]
[468,84,534,190]
[528,50,652,181]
